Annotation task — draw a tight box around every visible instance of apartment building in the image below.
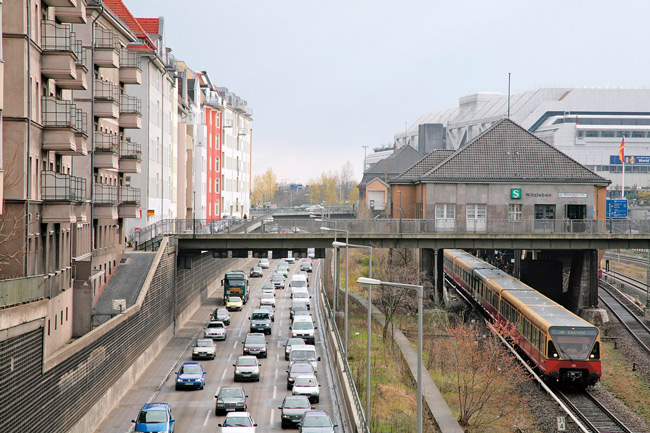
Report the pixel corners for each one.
[197,71,223,220]
[2,0,143,350]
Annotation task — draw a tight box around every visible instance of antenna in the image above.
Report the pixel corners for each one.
[507,72,511,119]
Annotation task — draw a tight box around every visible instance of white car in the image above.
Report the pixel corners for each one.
[260,293,275,307]
[219,411,257,432]
[285,257,295,264]
[204,321,227,340]
[258,258,269,269]
[291,375,320,403]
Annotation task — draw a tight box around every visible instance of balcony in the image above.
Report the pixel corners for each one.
[53,0,87,24]
[56,42,88,90]
[119,49,142,84]
[94,27,120,68]
[42,97,86,155]
[164,51,177,73]
[41,21,77,80]
[119,94,142,129]
[94,80,120,119]
[94,131,119,171]
[119,140,142,173]
[42,0,76,7]
[73,109,88,156]
[94,183,118,219]
[119,186,141,218]
[41,171,86,223]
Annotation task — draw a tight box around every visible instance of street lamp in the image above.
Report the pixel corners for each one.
[334,241,372,427]
[322,226,350,356]
[356,277,423,433]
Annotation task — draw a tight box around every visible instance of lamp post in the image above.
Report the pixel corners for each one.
[357,277,423,433]
[334,241,372,427]
[321,226,349,356]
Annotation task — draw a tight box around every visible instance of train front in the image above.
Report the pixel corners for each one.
[546,326,601,386]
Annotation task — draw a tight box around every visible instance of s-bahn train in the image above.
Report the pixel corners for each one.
[443,249,601,386]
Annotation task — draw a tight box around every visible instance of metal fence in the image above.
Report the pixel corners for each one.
[94,26,120,50]
[119,186,140,205]
[119,140,142,160]
[119,94,142,114]
[41,20,76,52]
[94,79,119,101]
[94,183,118,204]
[41,171,86,201]
[94,131,119,152]
[119,47,139,68]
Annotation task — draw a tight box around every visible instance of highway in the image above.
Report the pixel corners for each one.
[95,258,344,432]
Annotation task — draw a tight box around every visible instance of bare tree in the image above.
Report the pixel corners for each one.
[337,160,355,202]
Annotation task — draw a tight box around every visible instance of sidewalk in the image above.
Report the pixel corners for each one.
[349,291,464,433]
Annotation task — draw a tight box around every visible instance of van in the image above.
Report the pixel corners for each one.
[291,290,311,309]
[289,274,308,290]
[289,344,320,373]
[290,316,316,344]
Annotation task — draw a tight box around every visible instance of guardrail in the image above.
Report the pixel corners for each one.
[0,275,46,308]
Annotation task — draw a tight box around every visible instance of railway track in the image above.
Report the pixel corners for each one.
[599,281,650,354]
[602,251,648,268]
[556,389,634,433]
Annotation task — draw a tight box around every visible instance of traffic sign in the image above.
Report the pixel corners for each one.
[606,199,628,218]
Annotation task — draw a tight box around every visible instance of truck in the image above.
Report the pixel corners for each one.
[222,270,249,304]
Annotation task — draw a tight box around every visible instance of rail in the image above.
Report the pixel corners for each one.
[41,171,87,201]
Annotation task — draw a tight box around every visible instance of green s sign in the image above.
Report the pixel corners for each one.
[511,188,522,199]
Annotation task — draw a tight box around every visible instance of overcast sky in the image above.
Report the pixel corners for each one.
[125,0,650,185]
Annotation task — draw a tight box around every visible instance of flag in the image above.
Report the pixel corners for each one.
[619,137,625,163]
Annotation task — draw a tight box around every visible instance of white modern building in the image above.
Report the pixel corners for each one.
[396,88,650,193]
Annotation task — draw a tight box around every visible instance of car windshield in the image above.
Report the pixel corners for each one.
[261,294,273,299]
[291,364,313,373]
[207,322,224,328]
[294,311,310,317]
[292,280,307,288]
[294,376,317,386]
[217,309,228,316]
[228,297,241,303]
[293,292,308,299]
[196,340,213,347]
[180,365,202,374]
[237,357,257,366]
[224,416,252,427]
[288,338,304,346]
[293,321,313,330]
[262,284,274,289]
[284,398,310,409]
[303,414,331,427]
[246,335,265,344]
[138,409,168,423]
[251,313,269,320]
[220,388,244,398]
[272,276,282,281]
[291,350,315,360]
[293,304,308,311]
[253,267,261,272]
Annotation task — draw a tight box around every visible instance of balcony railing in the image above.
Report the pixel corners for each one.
[204,92,223,107]
[73,108,87,136]
[119,94,142,114]
[94,130,119,152]
[94,183,118,204]
[41,171,86,201]
[164,51,177,71]
[120,48,139,68]
[42,96,75,128]
[94,26,120,50]
[94,79,119,101]
[73,41,87,66]
[41,20,77,54]
[119,140,142,160]
[119,186,141,204]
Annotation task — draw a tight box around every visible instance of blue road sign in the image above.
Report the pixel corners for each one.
[606,199,628,218]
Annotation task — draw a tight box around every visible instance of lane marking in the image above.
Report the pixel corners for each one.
[273,385,277,399]
[270,408,275,426]
[221,368,227,380]
[203,409,211,426]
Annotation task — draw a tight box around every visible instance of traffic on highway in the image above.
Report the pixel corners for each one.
[101,257,344,433]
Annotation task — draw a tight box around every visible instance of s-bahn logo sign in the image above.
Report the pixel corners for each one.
[511,188,522,199]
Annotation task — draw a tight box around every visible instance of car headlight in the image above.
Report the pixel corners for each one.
[282,414,290,419]
[176,378,182,382]
[235,370,241,374]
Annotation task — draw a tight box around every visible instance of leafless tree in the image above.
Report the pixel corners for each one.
[337,160,355,202]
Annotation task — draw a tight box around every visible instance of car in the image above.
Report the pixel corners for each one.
[292,375,320,403]
[271,274,285,289]
[258,258,269,269]
[275,268,289,278]
[175,362,206,390]
[292,290,311,309]
[278,395,313,429]
[262,286,276,297]
[285,257,296,264]
[233,355,261,382]
[302,257,313,264]
[284,337,307,361]
[300,262,313,272]
[215,386,248,415]
[299,270,310,282]
[288,344,320,374]
[192,338,216,360]
[249,310,272,335]
[211,308,231,325]
[260,293,276,307]
[306,204,324,212]
[219,411,257,432]
[242,333,267,358]
[292,310,312,322]
[259,304,275,321]
[249,266,263,278]
[262,282,276,292]
[290,317,316,345]
[226,296,243,311]
[287,361,315,390]
[298,410,337,433]
[204,321,227,340]
[290,300,309,320]
[132,402,175,433]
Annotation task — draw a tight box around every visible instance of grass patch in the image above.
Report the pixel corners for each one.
[600,341,650,424]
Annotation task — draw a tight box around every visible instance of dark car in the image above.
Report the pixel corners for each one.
[249,310,272,335]
[287,361,315,390]
[249,266,263,278]
[298,410,338,433]
[132,402,175,433]
[211,307,231,325]
[175,362,206,390]
[233,355,261,382]
[279,395,312,429]
[284,337,306,361]
[242,332,267,358]
[290,301,309,320]
[214,386,248,415]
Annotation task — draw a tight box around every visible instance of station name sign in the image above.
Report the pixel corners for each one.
[511,189,587,199]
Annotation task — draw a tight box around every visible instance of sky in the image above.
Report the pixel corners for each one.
[125,0,650,185]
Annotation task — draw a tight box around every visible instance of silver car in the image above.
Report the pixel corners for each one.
[192,338,216,360]
[204,321,227,340]
[260,293,275,307]
[233,355,261,382]
[292,375,320,403]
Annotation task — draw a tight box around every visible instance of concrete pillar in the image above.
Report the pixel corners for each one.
[435,249,444,303]
[420,248,435,297]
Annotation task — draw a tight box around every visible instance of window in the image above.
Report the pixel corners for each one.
[601,130,615,138]
[466,204,486,219]
[508,204,522,222]
[435,204,455,219]
[632,131,645,138]
[215,200,220,216]
[215,178,219,192]
[215,157,220,171]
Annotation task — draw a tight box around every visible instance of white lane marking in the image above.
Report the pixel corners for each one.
[203,409,211,426]
[273,385,277,399]
[274,367,278,380]
[233,341,238,350]
[270,408,275,426]
[228,353,233,362]
[221,368,228,380]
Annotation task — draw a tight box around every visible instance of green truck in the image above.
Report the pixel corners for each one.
[222,270,249,304]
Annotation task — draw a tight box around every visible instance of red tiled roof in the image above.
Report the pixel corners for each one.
[103,0,156,51]
[137,18,160,35]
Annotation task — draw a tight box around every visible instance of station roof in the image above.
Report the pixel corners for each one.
[358,145,423,188]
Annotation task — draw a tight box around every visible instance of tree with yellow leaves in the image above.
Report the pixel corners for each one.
[251,168,278,206]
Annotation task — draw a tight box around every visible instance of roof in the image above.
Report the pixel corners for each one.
[103,0,156,51]
[358,145,423,187]
[416,119,610,184]
[393,149,455,182]
[136,17,160,35]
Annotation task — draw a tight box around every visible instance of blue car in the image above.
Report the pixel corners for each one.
[132,402,175,433]
[175,362,206,390]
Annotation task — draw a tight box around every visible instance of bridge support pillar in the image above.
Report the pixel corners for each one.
[421,248,444,303]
